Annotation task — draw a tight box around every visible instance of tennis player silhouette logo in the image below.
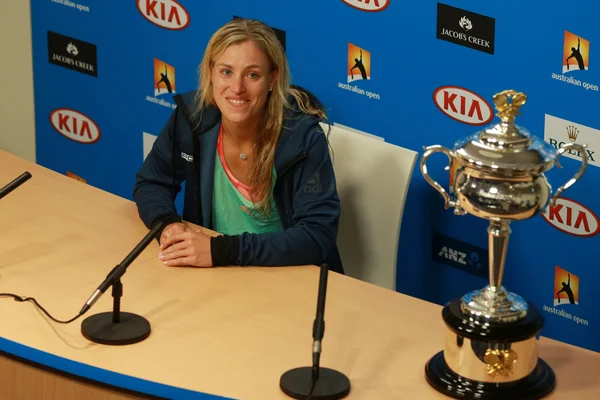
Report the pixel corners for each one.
[157,65,172,93]
[563,31,589,74]
[351,50,367,80]
[347,43,371,83]
[154,58,176,96]
[554,266,579,306]
[557,273,576,304]
[566,38,585,71]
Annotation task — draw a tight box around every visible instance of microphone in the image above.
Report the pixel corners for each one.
[280,263,350,400]
[79,219,165,315]
[79,219,166,345]
[312,262,328,380]
[0,172,32,200]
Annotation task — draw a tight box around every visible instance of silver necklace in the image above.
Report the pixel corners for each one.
[224,127,249,161]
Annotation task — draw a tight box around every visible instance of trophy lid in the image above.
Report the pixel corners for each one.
[453,90,557,176]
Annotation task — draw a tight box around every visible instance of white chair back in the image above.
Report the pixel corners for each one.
[322,123,417,291]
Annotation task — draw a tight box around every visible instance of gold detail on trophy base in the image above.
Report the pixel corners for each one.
[443,330,537,383]
[484,348,519,378]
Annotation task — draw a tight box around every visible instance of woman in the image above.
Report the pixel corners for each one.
[133,19,344,274]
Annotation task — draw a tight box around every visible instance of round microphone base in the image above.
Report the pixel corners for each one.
[280,366,350,400]
[81,312,151,345]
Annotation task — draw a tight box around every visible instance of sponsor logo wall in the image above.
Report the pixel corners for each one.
[47,31,97,77]
[136,0,190,30]
[147,58,177,109]
[49,108,100,144]
[436,3,496,55]
[30,0,600,352]
[551,31,598,92]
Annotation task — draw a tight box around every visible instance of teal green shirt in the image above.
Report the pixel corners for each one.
[212,152,283,235]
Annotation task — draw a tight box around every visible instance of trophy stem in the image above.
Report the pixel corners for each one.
[488,220,511,289]
[460,219,526,322]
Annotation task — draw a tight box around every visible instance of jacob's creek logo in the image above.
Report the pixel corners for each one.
[137,0,190,30]
[436,3,495,55]
[542,197,600,237]
[50,0,90,12]
[48,31,97,77]
[146,58,176,109]
[433,86,493,125]
[544,114,598,167]
[342,0,390,12]
[543,266,588,326]
[551,31,598,92]
[337,43,380,100]
[432,233,488,278]
[50,108,100,144]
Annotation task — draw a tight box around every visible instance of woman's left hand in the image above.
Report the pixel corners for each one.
[158,229,213,267]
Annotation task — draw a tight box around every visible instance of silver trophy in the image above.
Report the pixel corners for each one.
[420,90,588,399]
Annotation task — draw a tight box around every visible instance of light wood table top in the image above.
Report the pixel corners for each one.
[0,149,598,399]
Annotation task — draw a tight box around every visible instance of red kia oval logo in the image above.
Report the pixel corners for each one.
[433,86,494,126]
[542,196,600,237]
[137,0,190,30]
[49,108,101,144]
[342,0,390,12]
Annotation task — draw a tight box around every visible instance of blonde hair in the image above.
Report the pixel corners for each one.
[194,18,329,214]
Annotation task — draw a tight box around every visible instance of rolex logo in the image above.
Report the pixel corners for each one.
[566,125,579,142]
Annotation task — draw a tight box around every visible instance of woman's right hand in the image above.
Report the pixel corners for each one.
[160,222,188,248]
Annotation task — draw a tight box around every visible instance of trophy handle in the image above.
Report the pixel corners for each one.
[420,145,466,215]
[550,143,588,206]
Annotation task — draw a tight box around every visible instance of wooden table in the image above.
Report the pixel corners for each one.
[0,149,598,399]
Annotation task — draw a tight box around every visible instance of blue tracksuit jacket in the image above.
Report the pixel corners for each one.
[133,87,344,274]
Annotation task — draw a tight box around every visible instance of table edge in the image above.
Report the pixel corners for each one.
[0,335,233,400]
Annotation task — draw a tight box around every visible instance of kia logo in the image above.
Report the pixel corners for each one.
[49,108,101,144]
[433,86,493,126]
[137,0,190,30]
[342,0,390,12]
[542,196,600,237]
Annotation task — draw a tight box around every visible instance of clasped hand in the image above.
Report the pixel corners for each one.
[158,223,213,267]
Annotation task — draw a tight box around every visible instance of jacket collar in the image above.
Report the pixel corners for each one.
[196,117,310,227]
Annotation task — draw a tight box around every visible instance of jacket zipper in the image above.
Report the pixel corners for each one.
[276,151,307,229]
[277,151,307,180]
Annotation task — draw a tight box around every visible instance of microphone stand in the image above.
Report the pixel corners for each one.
[79,220,165,345]
[280,263,351,399]
[0,172,32,200]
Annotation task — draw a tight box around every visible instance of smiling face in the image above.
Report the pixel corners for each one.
[210,40,277,129]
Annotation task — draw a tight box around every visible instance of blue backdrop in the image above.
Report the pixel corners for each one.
[31,0,599,353]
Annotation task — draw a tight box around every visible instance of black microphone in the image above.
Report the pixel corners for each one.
[79,219,165,316]
[280,263,351,400]
[0,172,32,200]
[312,263,328,380]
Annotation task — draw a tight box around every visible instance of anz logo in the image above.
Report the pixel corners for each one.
[433,233,488,278]
[438,247,483,269]
[466,252,483,269]
[437,246,467,265]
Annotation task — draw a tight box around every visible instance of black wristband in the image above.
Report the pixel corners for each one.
[210,234,240,266]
